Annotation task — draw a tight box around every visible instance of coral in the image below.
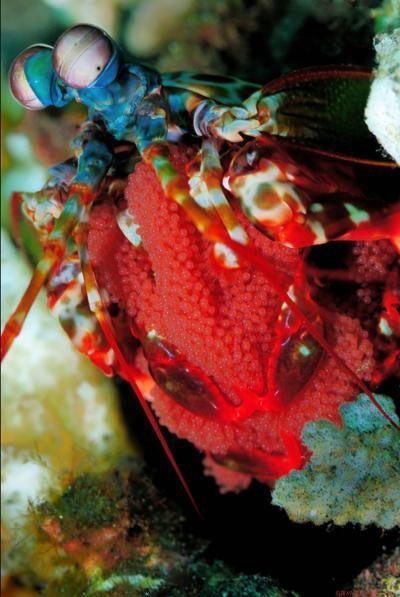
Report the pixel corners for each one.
[365,29,400,164]
[353,547,400,595]
[271,394,400,529]
[170,560,293,597]
[39,471,129,532]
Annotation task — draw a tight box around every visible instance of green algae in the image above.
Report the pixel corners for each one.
[27,462,294,596]
[38,470,128,532]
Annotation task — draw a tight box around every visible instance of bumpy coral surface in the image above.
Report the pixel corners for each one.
[272,394,400,529]
[88,146,376,491]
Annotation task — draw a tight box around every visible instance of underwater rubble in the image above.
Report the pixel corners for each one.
[272,394,400,529]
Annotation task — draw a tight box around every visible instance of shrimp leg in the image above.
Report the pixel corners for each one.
[141,141,228,244]
[1,136,113,361]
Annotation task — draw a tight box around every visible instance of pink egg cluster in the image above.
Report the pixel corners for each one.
[88,146,375,491]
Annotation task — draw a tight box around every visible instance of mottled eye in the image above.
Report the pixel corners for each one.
[8,45,52,110]
[53,24,114,89]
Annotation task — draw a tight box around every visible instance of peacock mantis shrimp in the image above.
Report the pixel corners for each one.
[2,24,399,508]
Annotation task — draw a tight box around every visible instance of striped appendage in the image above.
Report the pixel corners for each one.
[224,138,400,249]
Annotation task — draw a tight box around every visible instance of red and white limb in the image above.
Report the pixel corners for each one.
[1,192,84,361]
[47,253,116,376]
[187,138,249,269]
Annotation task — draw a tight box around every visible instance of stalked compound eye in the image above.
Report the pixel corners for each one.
[53,24,119,89]
[9,45,54,110]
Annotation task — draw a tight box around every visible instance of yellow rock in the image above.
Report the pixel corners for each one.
[1,229,135,471]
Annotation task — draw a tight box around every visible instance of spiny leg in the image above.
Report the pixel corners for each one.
[10,188,64,251]
[192,99,260,142]
[338,208,400,251]
[134,87,236,243]
[223,146,314,248]
[10,159,78,244]
[10,192,24,246]
[225,138,400,249]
